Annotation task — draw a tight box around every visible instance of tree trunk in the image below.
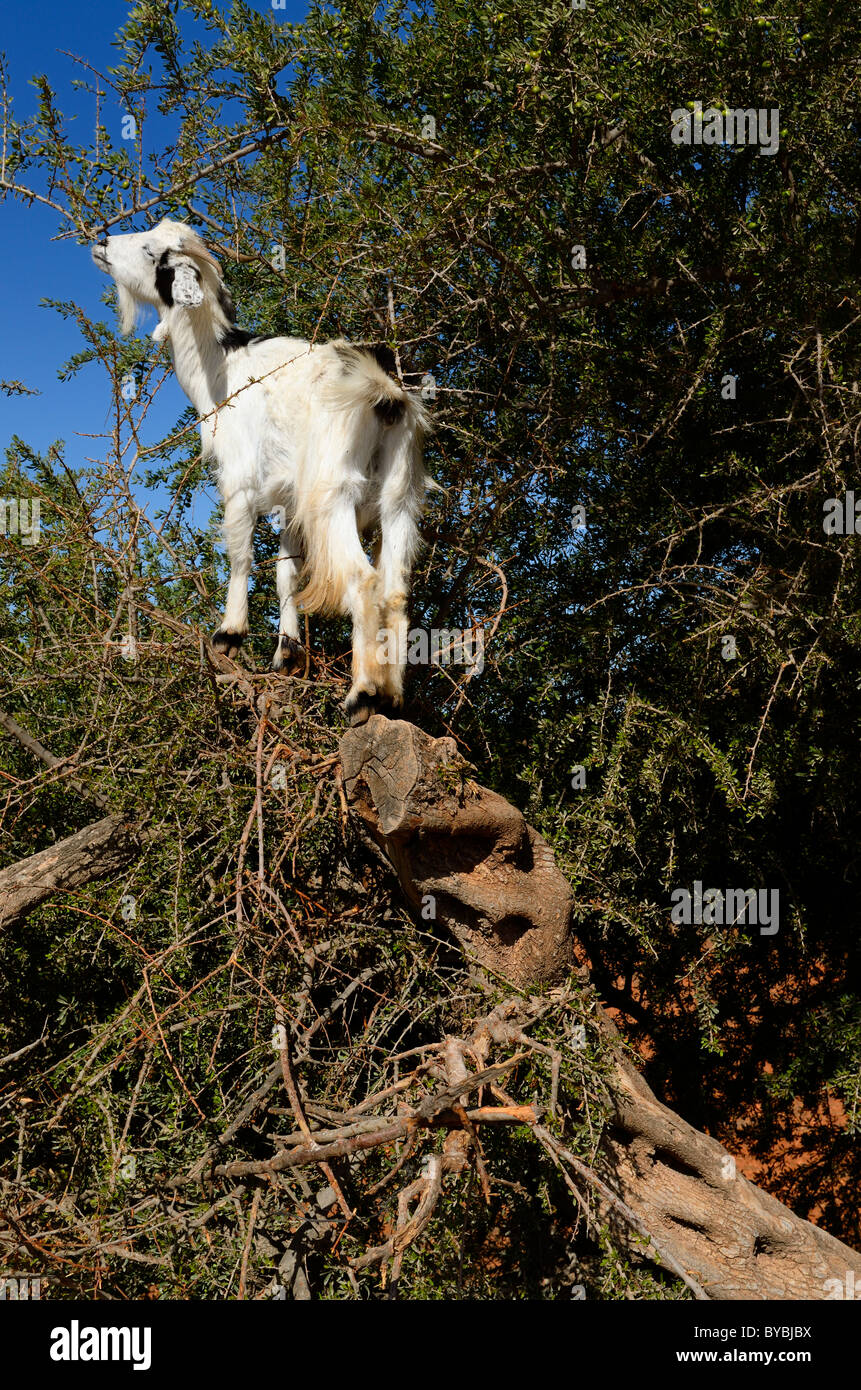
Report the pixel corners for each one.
[340,715,579,985]
[601,1011,861,1298]
[340,714,861,1300]
[0,815,139,928]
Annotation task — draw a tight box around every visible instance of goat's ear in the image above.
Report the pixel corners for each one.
[172,261,205,308]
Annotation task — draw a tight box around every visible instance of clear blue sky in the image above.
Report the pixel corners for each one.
[1,0,309,504]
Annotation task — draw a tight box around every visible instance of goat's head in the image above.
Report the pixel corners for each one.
[91,219,234,340]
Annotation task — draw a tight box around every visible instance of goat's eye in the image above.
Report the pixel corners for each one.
[142,246,156,261]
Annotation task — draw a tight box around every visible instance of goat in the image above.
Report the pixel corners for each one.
[91,219,431,721]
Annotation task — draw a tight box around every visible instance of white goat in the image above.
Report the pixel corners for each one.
[91,219,430,720]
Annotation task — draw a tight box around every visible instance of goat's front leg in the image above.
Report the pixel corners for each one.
[272,530,306,675]
[213,490,256,658]
[375,507,419,708]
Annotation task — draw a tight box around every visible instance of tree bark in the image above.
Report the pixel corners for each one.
[0,815,139,928]
[340,714,861,1300]
[600,1010,861,1299]
[340,715,579,986]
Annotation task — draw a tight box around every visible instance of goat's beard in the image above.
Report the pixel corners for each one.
[116,283,140,336]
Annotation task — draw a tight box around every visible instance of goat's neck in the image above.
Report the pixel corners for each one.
[160,306,227,416]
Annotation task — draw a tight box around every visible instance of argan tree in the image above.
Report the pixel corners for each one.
[1,0,859,1300]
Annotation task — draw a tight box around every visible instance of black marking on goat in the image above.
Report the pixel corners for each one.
[373,396,406,426]
[343,687,396,724]
[333,341,398,377]
[361,343,398,376]
[211,629,245,657]
[218,327,281,351]
[217,283,236,323]
[154,263,176,306]
[272,634,306,675]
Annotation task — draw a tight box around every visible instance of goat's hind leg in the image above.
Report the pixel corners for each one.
[327,505,390,724]
[374,420,423,708]
[212,490,256,658]
[272,529,306,675]
[342,560,389,724]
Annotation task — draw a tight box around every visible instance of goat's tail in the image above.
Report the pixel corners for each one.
[318,341,423,427]
[318,341,432,470]
[293,345,430,616]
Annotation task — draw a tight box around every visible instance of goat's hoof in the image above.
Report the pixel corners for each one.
[212,629,245,659]
[272,635,306,676]
[343,688,395,726]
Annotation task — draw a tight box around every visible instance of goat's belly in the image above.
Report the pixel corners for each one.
[257,435,299,499]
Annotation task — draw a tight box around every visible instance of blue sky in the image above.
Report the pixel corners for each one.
[1,0,309,505]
